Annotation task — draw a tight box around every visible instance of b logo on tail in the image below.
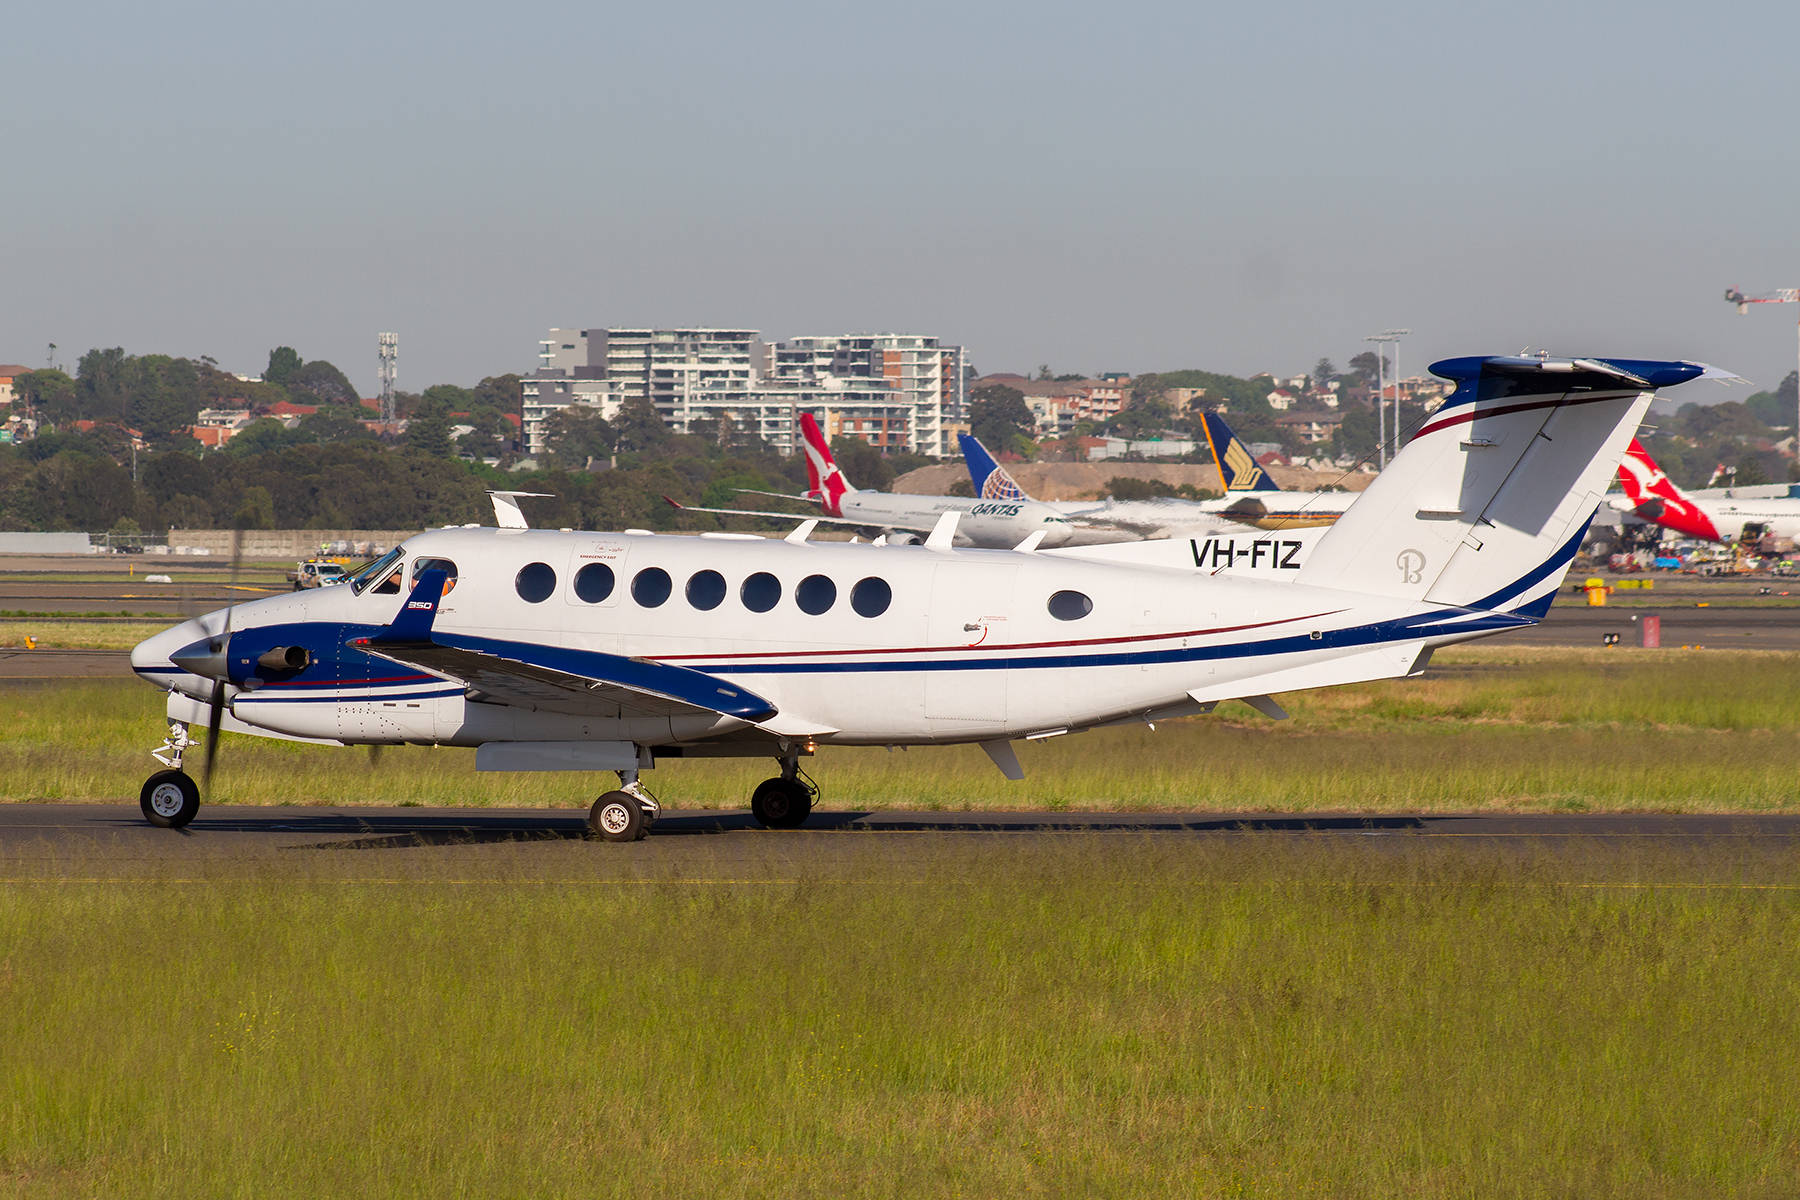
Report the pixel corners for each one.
[798,413,851,517]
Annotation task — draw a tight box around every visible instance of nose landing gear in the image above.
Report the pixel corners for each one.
[141,719,201,828]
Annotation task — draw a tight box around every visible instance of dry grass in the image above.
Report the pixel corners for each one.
[1,838,1797,1197]
[0,648,1795,813]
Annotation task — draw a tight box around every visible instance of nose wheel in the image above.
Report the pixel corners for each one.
[140,769,201,829]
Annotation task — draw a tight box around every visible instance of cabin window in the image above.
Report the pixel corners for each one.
[351,548,404,595]
[741,571,781,613]
[633,567,673,608]
[796,574,836,615]
[1048,590,1092,621]
[850,576,892,617]
[686,569,726,611]
[411,557,458,595]
[515,562,557,604]
[573,562,615,603]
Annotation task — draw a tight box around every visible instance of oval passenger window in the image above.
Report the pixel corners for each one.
[850,577,891,618]
[632,567,673,608]
[515,562,556,604]
[1047,590,1093,621]
[796,575,836,615]
[741,572,781,613]
[687,569,726,611]
[573,562,614,603]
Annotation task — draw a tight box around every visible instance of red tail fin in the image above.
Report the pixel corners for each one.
[798,413,850,517]
[1617,439,1722,541]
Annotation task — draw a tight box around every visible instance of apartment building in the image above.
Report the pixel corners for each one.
[524,328,965,458]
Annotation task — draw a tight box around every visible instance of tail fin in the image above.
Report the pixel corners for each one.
[798,413,851,517]
[1296,356,1703,617]
[1199,412,1280,492]
[958,434,1032,500]
[1617,439,1722,541]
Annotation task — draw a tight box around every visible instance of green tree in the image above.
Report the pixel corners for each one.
[541,406,616,467]
[612,394,672,454]
[1335,408,1378,459]
[231,485,276,530]
[405,396,455,458]
[76,348,130,422]
[264,347,303,388]
[288,359,360,404]
[1312,358,1337,385]
[1347,352,1381,389]
[968,383,1033,450]
[12,369,75,421]
[828,436,894,491]
[475,374,523,421]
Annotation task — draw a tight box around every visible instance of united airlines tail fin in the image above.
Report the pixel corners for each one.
[798,413,851,517]
[958,434,1032,500]
[1616,439,1722,541]
[1296,356,1707,617]
[1200,412,1280,492]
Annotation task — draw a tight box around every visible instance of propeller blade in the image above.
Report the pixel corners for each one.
[202,679,225,788]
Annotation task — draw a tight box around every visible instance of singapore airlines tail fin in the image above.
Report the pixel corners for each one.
[1296,356,1708,618]
[1200,412,1280,492]
[1616,439,1723,541]
[959,434,1032,501]
[798,413,852,517]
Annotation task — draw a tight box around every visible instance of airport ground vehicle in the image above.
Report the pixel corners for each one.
[130,354,1712,839]
[287,560,350,590]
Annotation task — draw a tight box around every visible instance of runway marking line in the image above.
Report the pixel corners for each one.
[1,880,1796,890]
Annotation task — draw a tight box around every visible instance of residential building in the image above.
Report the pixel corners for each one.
[1274,413,1343,444]
[0,365,29,407]
[768,334,965,457]
[1266,389,1297,411]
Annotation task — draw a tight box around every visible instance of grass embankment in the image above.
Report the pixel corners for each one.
[2,648,1796,812]
[2,840,1797,1197]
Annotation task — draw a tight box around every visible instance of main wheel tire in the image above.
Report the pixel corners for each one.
[140,769,200,829]
[750,777,813,829]
[589,791,648,842]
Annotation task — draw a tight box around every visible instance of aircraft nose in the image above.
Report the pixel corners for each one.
[130,618,209,688]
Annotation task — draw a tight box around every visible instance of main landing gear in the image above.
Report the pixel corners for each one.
[750,756,815,829]
[589,766,660,843]
[141,720,202,828]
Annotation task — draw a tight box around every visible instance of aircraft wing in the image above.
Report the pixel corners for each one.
[350,569,778,722]
[661,496,906,529]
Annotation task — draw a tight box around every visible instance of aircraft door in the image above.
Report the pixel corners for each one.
[924,562,1016,722]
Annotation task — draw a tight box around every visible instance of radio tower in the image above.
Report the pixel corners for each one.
[377,332,398,425]
[1724,287,1799,433]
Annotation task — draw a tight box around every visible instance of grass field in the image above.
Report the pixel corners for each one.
[2,839,1797,1197]
[2,647,1796,812]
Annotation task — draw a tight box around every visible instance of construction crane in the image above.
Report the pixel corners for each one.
[1725,287,1800,433]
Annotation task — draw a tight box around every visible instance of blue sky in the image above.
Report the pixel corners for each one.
[5,0,1798,399]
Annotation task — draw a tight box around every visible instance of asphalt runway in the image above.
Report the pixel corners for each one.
[3,804,1796,877]
[1489,603,1800,649]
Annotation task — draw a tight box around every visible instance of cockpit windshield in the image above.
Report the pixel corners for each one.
[350,547,405,595]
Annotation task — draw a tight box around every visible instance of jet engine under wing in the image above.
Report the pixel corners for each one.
[355,632,780,723]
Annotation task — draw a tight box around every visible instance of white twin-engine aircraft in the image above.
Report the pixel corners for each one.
[130,354,1711,840]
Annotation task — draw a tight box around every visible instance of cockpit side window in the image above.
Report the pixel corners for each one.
[412,557,459,595]
[351,548,405,595]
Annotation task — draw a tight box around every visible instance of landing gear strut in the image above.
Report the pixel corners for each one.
[589,765,659,843]
[751,756,815,829]
[141,720,201,828]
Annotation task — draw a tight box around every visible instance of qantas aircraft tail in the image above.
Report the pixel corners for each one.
[958,434,1032,501]
[1200,412,1280,492]
[1616,439,1723,541]
[797,413,851,517]
[1297,356,1707,618]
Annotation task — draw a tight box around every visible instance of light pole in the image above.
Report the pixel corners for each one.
[1385,329,1411,452]
[1364,333,1399,468]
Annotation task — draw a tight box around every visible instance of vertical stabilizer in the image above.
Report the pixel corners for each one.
[1295,357,1703,616]
[798,413,852,517]
[1200,413,1280,492]
[1616,439,1723,541]
[958,434,1032,500]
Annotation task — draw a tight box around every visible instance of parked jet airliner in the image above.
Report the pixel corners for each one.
[960,413,1358,539]
[1613,439,1800,542]
[129,355,1714,841]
